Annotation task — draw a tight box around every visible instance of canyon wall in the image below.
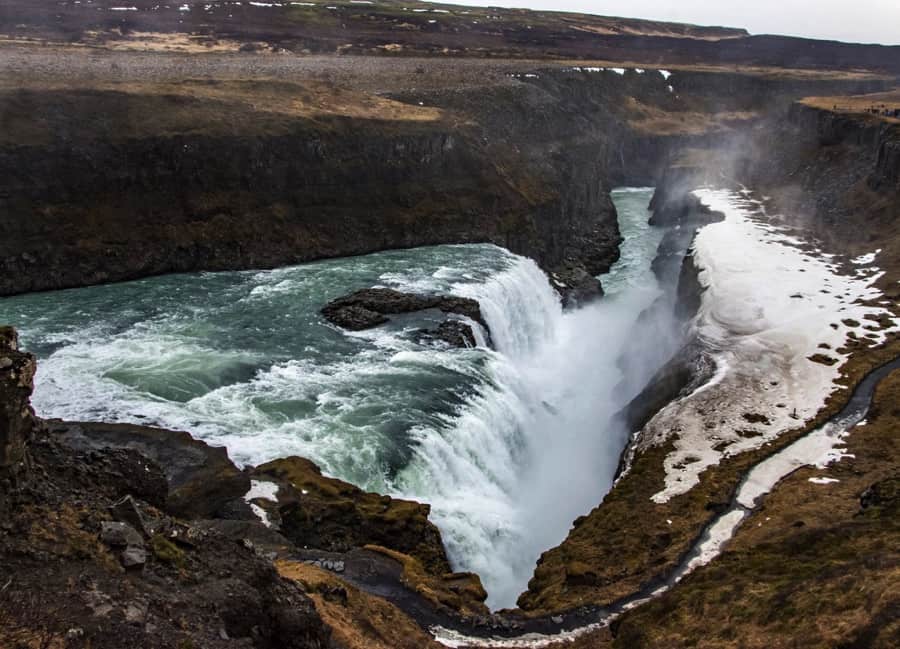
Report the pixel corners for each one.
[4,63,883,299]
[0,78,630,298]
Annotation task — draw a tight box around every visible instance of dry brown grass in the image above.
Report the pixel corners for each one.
[82,30,248,53]
[801,90,900,123]
[624,97,758,135]
[0,77,445,147]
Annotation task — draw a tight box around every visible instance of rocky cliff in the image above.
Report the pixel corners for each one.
[2,48,890,302]
[0,76,626,301]
[0,326,38,492]
[738,100,900,263]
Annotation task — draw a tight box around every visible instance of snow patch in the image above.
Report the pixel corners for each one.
[244,480,279,527]
[245,479,279,502]
[642,188,896,504]
[809,476,840,484]
[852,249,881,265]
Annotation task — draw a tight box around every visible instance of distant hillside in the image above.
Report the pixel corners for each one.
[3,0,899,72]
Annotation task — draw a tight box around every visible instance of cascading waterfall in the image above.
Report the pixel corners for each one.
[0,188,667,611]
[395,226,667,607]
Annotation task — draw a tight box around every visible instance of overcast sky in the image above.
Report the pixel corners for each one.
[432,1,900,45]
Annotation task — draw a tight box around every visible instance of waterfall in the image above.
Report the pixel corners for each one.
[396,245,666,609]
[458,256,564,359]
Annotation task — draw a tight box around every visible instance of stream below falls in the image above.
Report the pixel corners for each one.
[0,187,668,609]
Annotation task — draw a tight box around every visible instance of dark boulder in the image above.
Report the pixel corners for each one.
[324,304,389,330]
[49,420,250,519]
[416,320,480,348]
[322,288,487,331]
[551,264,603,308]
[100,521,147,569]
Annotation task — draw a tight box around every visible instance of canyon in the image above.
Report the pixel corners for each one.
[1,2,900,648]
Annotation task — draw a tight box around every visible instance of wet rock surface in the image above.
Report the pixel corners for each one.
[415,319,479,349]
[552,264,604,308]
[322,288,491,348]
[0,326,39,490]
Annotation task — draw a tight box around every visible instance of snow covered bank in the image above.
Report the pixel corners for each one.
[637,189,897,504]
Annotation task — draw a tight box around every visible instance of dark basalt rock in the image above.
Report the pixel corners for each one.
[324,304,390,330]
[860,476,900,511]
[552,264,603,308]
[322,288,486,330]
[322,287,493,351]
[416,319,480,349]
[49,420,250,519]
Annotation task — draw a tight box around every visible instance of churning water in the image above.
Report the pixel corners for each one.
[0,188,663,608]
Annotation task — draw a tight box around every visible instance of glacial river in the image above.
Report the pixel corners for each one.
[0,188,664,609]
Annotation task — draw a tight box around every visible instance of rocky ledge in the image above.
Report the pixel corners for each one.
[321,288,490,348]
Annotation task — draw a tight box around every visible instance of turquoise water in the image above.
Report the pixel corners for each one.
[0,188,661,608]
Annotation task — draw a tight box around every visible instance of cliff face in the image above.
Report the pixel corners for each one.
[0,100,533,294]
[2,58,889,299]
[742,103,900,257]
[0,79,627,298]
[517,94,900,618]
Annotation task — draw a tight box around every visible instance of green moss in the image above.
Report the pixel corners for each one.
[150,535,187,570]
